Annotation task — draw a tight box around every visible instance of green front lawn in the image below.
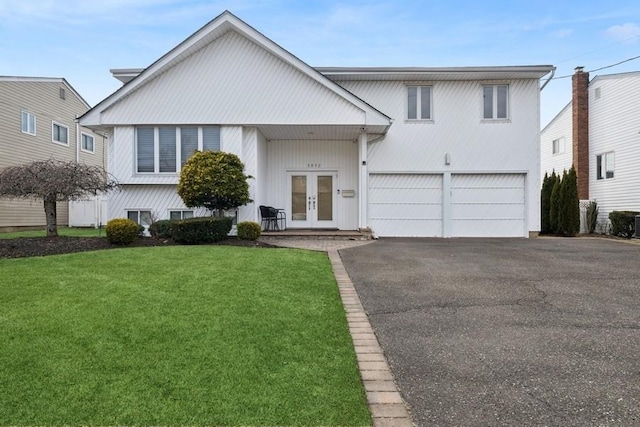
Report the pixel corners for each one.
[0,226,103,239]
[0,246,369,426]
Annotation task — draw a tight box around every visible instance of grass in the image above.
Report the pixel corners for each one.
[0,226,103,239]
[0,246,370,426]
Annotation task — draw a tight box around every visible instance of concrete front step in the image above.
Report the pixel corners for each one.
[261,229,371,240]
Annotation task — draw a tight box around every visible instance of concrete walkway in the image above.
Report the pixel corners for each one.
[263,238,414,427]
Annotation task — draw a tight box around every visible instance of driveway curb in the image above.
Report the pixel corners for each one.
[327,249,414,427]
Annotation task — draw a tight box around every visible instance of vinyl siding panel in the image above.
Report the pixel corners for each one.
[338,78,540,233]
[100,31,366,126]
[108,184,209,221]
[0,80,105,228]
[266,140,358,230]
[540,103,572,181]
[589,73,640,223]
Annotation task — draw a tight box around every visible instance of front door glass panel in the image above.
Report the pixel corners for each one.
[317,175,333,221]
[291,175,307,221]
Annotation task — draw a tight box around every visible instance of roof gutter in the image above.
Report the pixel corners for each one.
[540,68,556,91]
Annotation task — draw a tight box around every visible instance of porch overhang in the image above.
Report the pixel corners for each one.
[256,123,389,141]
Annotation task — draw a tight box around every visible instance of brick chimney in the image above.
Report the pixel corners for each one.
[572,66,589,200]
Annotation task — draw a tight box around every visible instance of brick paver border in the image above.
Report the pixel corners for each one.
[328,249,414,427]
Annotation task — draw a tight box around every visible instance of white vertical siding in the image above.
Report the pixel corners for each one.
[589,73,640,223]
[266,140,358,230]
[240,127,258,223]
[540,103,573,181]
[99,31,366,126]
[108,185,208,221]
[338,78,541,234]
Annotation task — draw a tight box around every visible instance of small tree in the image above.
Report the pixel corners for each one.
[177,151,251,217]
[540,172,552,234]
[549,171,561,233]
[0,160,118,237]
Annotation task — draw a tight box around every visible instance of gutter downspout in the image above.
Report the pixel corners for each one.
[75,115,80,162]
[540,68,555,91]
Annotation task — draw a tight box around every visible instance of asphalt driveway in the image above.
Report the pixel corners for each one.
[340,237,640,426]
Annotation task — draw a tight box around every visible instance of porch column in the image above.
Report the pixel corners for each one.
[358,132,368,229]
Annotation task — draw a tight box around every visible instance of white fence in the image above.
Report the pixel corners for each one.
[69,197,108,228]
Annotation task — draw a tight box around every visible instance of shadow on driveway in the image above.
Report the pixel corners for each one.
[340,237,640,426]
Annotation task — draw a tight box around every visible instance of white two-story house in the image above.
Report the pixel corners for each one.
[80,11,554,237]
[541,68,640,228]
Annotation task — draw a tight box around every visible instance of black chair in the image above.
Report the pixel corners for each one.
[259,205,286,231]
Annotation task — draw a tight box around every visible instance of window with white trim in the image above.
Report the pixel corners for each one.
[21,111,36,135]
[169,210,194,220]
[52,122,69,145]
[407,86,432,120]
[81,133,95,153]
[482,84,509,120]
[596,152,614,180]
[127,210,153,227]
[136,126,221,173]
[552,137,565,155]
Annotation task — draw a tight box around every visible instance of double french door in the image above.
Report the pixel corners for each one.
[288,171,337,228]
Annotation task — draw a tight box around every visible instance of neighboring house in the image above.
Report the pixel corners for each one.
[541,68,640,229]
[0,77,107,231]
[80,11,554,237]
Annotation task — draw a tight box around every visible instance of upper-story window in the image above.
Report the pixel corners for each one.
[136,126,221,173]
[407,86,432,120]
[52,122,69,145]
[552,137,565,155]
[596,152,614,180]
[21,111,36,135]
[81,133,95,153]
[483,84,509,120]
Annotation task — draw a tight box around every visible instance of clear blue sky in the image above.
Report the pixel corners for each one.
[2,0,639,126]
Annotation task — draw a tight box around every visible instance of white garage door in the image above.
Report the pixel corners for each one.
[451,174,525,237]
[369,174,443,237]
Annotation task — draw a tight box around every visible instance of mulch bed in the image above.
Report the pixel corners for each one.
[0,236,275,259]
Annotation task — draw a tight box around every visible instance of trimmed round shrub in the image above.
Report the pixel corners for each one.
[106,218,140,245]
[609,211,639,238]
[149,219,174,238]
[237,221,261,241]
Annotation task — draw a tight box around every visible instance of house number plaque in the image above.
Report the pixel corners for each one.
[306,163,321,168]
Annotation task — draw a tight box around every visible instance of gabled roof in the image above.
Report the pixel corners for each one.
[80,10,391,128]
[0,76,91,109]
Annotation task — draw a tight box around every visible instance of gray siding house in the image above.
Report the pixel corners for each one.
[0,77,106,230]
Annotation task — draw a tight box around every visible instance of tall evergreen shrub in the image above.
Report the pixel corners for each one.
[549,171,561,233]
[557,170,569,234]
[540,172,553,233]
[562,167,580,235]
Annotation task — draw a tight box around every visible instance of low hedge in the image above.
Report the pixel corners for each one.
[172,216,233,244]
[149,219,175,238]
[609,211,639,238]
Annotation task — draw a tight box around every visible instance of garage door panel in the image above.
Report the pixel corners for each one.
[372,219,442,237]
[452,203,525,220]
[370,174,443,237]
[370,203,443,220]
[453,174,524,188]
[451,219,525,237]
[369,188,442,204]
[452,188,524,204]
[451,174,525,237]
